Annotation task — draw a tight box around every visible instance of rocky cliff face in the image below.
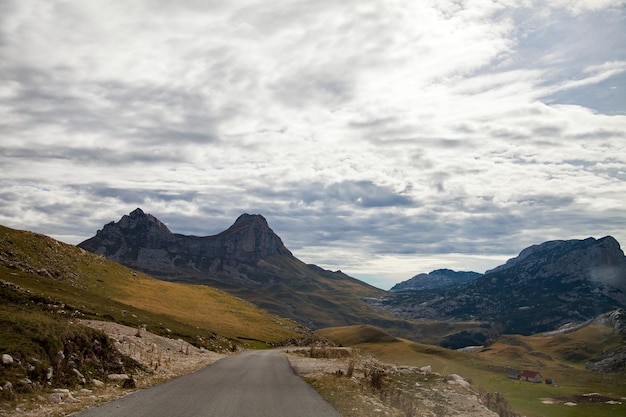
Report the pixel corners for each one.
[390,269,482,292]
[79,208,293,277]
[486,237,626,290]
[380,237,626,335]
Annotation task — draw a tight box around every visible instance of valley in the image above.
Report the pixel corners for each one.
[1,210,625,417]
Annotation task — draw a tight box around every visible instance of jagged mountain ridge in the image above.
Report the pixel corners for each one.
[79,208,293,270]
[78,209,397,330]
[379,236,626,335]
[390,269,482,292]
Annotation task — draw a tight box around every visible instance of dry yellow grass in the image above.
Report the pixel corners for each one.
[0,224,308,349]
[316,323,626,417]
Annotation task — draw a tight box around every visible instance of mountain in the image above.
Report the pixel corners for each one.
[79,209,293,277]
[78,209,400,330]
[377,237,626,336]
[390,269,482,291]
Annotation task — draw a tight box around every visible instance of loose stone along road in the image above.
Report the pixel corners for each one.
[73,350,341,417]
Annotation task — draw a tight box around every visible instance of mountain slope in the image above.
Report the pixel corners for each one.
[476,308,626,373]
[380,237,626,335]
[78,209,396,330]
[0,224,309,348]
[390,269,482,291]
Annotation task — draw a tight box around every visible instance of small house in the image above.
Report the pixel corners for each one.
[519,370,542,383]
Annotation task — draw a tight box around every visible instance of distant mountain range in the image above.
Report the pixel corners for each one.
[390,269,482,291]
[78,209,626,340]
[78,209,400,331]
[376,236,626,336]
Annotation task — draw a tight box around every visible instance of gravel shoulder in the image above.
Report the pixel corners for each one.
[285,347,499,417]
[1,320,225,417]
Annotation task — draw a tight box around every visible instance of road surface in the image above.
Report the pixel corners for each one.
[73,350,341,417]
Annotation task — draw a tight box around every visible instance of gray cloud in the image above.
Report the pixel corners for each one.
[1,0,625,289]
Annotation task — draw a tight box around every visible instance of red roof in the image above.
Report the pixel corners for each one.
[520,370,540,378]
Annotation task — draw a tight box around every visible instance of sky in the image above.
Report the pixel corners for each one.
[1,0,625,290]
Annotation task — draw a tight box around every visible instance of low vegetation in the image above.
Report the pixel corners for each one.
[315,324,626,417]
[288,346,507,417]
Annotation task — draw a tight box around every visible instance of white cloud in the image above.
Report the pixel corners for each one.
[1,0,625,288]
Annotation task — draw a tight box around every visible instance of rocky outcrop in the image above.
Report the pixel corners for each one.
[390,269,481,292]
[486,237,626,291]
[78,208,293,279]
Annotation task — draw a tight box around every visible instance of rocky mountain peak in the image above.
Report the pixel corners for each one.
[485,236,626,285]
[116,208,172,235]
[233,213,268,227]
[85,208,176,257]
[78,209,293,269]
[217,213,292,260]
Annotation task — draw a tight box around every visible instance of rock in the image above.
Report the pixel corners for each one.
[420,366,432,374]
[446,374,470,388]
[107,373,130,381]
[1,354,13,366]
[91,379,104,387]
[72,368,86,384]
[1,381,15,400]
[54,350,65,364]
[46,366,54,380]
[52,388,80,403]
[49,392,63,404]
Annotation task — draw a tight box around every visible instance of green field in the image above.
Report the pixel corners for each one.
[317,324,626,417]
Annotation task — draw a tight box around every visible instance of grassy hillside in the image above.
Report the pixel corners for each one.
[0,224,309,346]
[156,251,408,331]
[0,224,318,413]
[317,324,626,417]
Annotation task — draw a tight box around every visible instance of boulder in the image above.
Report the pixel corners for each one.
[1,354,13,366]
[48,392,63,404]
[51,388,80,403]
[107,373,130,381]
[72,368,86,384]
[446,374,470,388]
[91,379,104,387]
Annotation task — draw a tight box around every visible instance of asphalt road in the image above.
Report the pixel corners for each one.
[73,350,341,417]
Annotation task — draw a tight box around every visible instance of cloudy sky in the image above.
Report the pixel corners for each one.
[1,0,625,289]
